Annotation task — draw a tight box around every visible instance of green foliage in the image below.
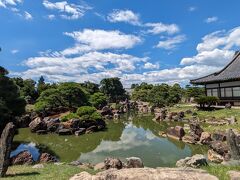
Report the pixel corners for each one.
[13,77,38,103]
[77,106,102,121]
[35,82,88,112]
[100,77,127,103]
[61,113,80,122]
[90,92,107,109]
[0,66,26,131]
[185,85,205,98]
[80,81,99,95]
[195,96,220,109]
[132,83,184,107]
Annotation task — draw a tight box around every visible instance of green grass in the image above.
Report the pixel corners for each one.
[168,104,240,133]
[4,164,96,180]
[202,164,240,180]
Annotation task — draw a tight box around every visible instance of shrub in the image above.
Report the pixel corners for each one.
[90,92,107,109]
[195,96,219,109]
[61,113,79,122]
[77,106,102,121]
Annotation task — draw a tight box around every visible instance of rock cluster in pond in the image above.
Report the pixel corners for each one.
[70,167,218,180]
[28,116,106,136]
[10,151,58,165]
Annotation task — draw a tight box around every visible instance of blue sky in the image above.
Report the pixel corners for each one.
[1,0,240,87]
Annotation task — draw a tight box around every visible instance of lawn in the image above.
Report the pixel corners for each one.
[168,104,240,132]
[202,164,240,180]
[4,164,95,180]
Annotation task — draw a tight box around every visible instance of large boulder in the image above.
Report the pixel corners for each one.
[176,154,208,168]
[207,149,224,163]
[29,117,47,132]
[166,126,185,140]
[227,170,240,180]
[104,157,123,170]
[126,157,144,168]
[209,141,229,156]
[227,129,240,160]
[39,153,58,163]
[189,122,203,141]
[0,123,15,177]
[11,150,34,165]
[70,167,218,180]
[199,132,212,145]
[75,128,86,136]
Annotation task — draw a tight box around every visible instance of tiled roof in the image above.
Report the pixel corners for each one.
[191,51,240,84]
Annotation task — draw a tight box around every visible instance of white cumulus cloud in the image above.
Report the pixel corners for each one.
[145,22,180,35]
[156,35,186,50]
[107,9,141,25]
[42,0,92,20]
[205,16,218,23]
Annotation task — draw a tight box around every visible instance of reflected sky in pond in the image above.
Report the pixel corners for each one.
[13,115,207,167]
[79,122,192,167]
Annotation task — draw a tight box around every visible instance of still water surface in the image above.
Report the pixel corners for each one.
[12,114,207,167]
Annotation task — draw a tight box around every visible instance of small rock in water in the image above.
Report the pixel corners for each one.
[32,164,44,169]
[104,157,123,170]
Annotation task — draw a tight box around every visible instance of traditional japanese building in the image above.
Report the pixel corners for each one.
[190,51,240,106]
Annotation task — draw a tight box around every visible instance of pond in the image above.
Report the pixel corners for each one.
[12,114,207,167]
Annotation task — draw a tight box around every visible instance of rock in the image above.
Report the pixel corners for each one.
[0,122,15,177]
[39,153,58,163]
[11,150,34,165]
[209,141,229,156]
[176,154,208,168]
[227,170,240,180]
[221,160,240,166]
[211,132,226,142]
[58,128,72,135]
[78,163,93,169]
[101,106,113,116]
[189,122,203,141]
[15,114,31,128]
[208,149,224,163]
[226,116,237,125]
[86,126,97,134]
[182,135,196,144]
[199,132,212,145]
[227,129,240,160]
[68,119,80,129]
[104,157,123,170]
[185,109,193,114]
[70,167,218,180]
[225,103,232,109]
[69,160,83,166]
[113,113,120,120]
[166,126,185,140]
[94,162,105,171]
[32,164,44,169]
[75,128,86,136]
[46,119,60,132]
[29,117,47,132]
[178,111,185,119]
[126,157,144,168]
[36,130,48,135]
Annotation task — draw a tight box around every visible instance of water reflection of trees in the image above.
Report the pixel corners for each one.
[13,121,125,162]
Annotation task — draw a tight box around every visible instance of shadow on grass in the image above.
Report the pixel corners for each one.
[5,172,40,178]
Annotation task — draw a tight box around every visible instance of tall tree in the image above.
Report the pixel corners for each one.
[100,78,126,103]
[37,76,47,95]
[0,66,26,133]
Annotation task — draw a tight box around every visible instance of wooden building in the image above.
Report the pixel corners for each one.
[190,51,240,106]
